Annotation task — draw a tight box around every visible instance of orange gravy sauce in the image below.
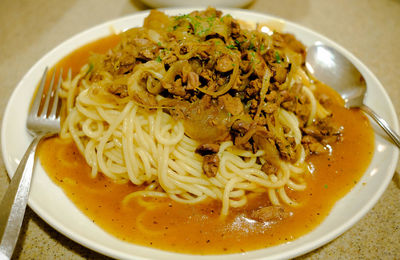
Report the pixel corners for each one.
[38,35,374,254]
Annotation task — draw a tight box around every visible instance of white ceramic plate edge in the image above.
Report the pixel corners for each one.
[2,8,399,260]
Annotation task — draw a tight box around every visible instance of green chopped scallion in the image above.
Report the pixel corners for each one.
[174,14,189,21]
[87,62,94,73]
[275,51,281,63]
[248,42,256,51]
[84,62,94,77]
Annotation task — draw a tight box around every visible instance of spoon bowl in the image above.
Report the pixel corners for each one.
[306,43,400,148]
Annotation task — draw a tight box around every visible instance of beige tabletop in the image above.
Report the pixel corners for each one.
[1,0,400,259]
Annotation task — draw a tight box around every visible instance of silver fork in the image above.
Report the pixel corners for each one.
[0,67,63,260]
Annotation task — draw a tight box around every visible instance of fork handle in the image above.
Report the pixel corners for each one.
[0,135,44,259]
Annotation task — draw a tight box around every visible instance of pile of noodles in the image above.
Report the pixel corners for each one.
[59,8,332,217]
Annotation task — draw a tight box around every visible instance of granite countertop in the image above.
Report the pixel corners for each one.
[1,0,400,259]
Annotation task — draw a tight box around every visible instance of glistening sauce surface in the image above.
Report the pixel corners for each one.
[38,35,374,254]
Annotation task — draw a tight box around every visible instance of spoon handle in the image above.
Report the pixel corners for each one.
[361,104,400,148]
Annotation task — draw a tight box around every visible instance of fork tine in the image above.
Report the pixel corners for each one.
[40,69,56,117]
[30,67,48,117]
[49,68,63,120]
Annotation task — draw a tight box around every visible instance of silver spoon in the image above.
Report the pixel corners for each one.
[305,43,400,148]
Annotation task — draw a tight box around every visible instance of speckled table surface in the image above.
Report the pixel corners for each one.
[0,0,400,259]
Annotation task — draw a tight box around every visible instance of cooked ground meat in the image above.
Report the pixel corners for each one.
[218,94,244,116]
[250,206,290,222]
[253,53,268,78]
[271,63,288,84]
[245,79,262,98]
[195,143,220,156]
[162,79,186,97]
[261,161,278,175]
[302,118,342,143]
[187,71,200,90]
[275,136,296,161]
[231,119,251,133]
[302,135,327,154]
[215,54,234,72]
[301,118,342,154]
[202,154,220,177]
[109,84,129,98]
[263,102,278,114]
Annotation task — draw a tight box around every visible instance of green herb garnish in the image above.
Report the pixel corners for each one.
[275,51,281,63]
[87,62,94,73]
[84,62,94,77]
[174,14,189,21]
[248,42,256,51]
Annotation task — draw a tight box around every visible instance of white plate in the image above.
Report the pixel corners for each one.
[2,8,399,260]
[139,0,253,8]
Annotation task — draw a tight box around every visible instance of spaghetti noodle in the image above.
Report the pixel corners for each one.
[59,8,341,218]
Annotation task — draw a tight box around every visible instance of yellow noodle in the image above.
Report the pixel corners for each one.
[57,9,338,218]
